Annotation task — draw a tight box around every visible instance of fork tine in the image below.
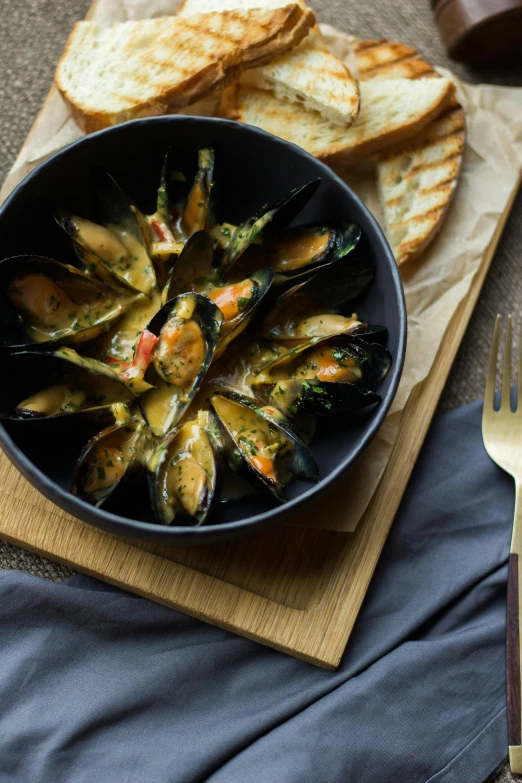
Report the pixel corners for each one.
[485,315,501,412]
[502,314,513,410]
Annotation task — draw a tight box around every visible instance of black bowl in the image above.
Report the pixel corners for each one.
[0,116,406,544]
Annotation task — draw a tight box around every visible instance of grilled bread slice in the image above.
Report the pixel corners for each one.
[354,39,466,266]
[240,32,360,126]
[178,0,359,126]
[218,76,455,165]
[55,6,314,133]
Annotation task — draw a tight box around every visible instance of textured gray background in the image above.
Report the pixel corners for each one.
[0,1,521,779]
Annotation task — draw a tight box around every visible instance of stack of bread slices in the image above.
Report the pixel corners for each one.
[55,2,465,267]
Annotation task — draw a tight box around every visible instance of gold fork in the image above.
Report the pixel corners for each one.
[482,314,522,773]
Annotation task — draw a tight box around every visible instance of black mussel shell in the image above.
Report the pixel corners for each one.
[269,378,381,418]
[139,293,223,436]
[55,210,127,293]
[269,222,361,283]
[212,267,274,358]
[148,410,222,525]
[92,171,157,294]
[262,306,388,344]
[210,390,319,503]
[162,230,217,303]
[122,152,186,286]
[54,346,154,396]
[58,171,157,295]
[0,255,124,350]
[0,349,136,422]
[261,309,365,344]
[347,337,392,386]
[220,180,321,271]
[72,413,150,507]
[275,244,375,316]
[182,147,215,237]
[156,150,187,243]
[252,334,392,397]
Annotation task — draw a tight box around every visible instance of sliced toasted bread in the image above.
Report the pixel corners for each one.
[354,39,435,81]
[218,77,455,165]
[354,39,466,266]
[55,7,314,133]
[241,32,360,126]
[178,0,359,126]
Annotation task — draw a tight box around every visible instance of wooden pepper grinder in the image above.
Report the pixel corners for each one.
[431,0,522,62]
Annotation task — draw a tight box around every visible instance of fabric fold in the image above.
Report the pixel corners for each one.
[0,399,511,782]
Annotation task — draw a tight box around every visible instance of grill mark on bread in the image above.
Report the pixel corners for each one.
[56,7,314,132]
[355,38,466,266]
[177,0,359,125]
[219,77,455,164]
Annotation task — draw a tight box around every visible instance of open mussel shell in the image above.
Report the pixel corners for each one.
[155,150,186,243]
[132,210,184,291]
[0,255,124,350]
[0,349,134,425]
[269,222,361,283]
[56,210,123,291]
[182,147,215,237]
[274,243,375,317]
[212,267,274,359]
[261,309,362,344]
[210,391,319,503]
[54,346,154,396]
[148,409,222,525]
[220,179,320,271]
[253,334,392,397]
[162,230,216,303]
[72,412,150,507]
[139,293,223,437]
[268,378,381,418]
[261,304,388,343]
[58,171,157,295]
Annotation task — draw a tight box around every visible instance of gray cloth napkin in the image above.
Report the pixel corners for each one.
[0,399,512,783]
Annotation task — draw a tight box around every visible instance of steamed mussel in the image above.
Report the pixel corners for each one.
[58,171,157,295]
[148,410,222,525]
[0,349,135,422]
[73,410,150,506]
[260,244,377,344]
[0,256,124,349]
[0,146,392,526]
[267,223,361,284]
[210,392,318,503]
[220,180,320,271]
[138,293,223,437]
[252,334,391,417]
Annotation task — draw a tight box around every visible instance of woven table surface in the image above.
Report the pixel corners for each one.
[1,1,521,779]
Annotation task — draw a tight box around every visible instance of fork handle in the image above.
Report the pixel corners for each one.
[508,484,522,772]
[508,555,521,752]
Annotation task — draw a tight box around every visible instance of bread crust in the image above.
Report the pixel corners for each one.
[316,81,455,166]
[354,39,466,266]
[238,25,360,126]
[218,78,456,166]
[55,6,315,133]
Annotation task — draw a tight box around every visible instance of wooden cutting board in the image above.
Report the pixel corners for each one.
[0,173,517,668]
